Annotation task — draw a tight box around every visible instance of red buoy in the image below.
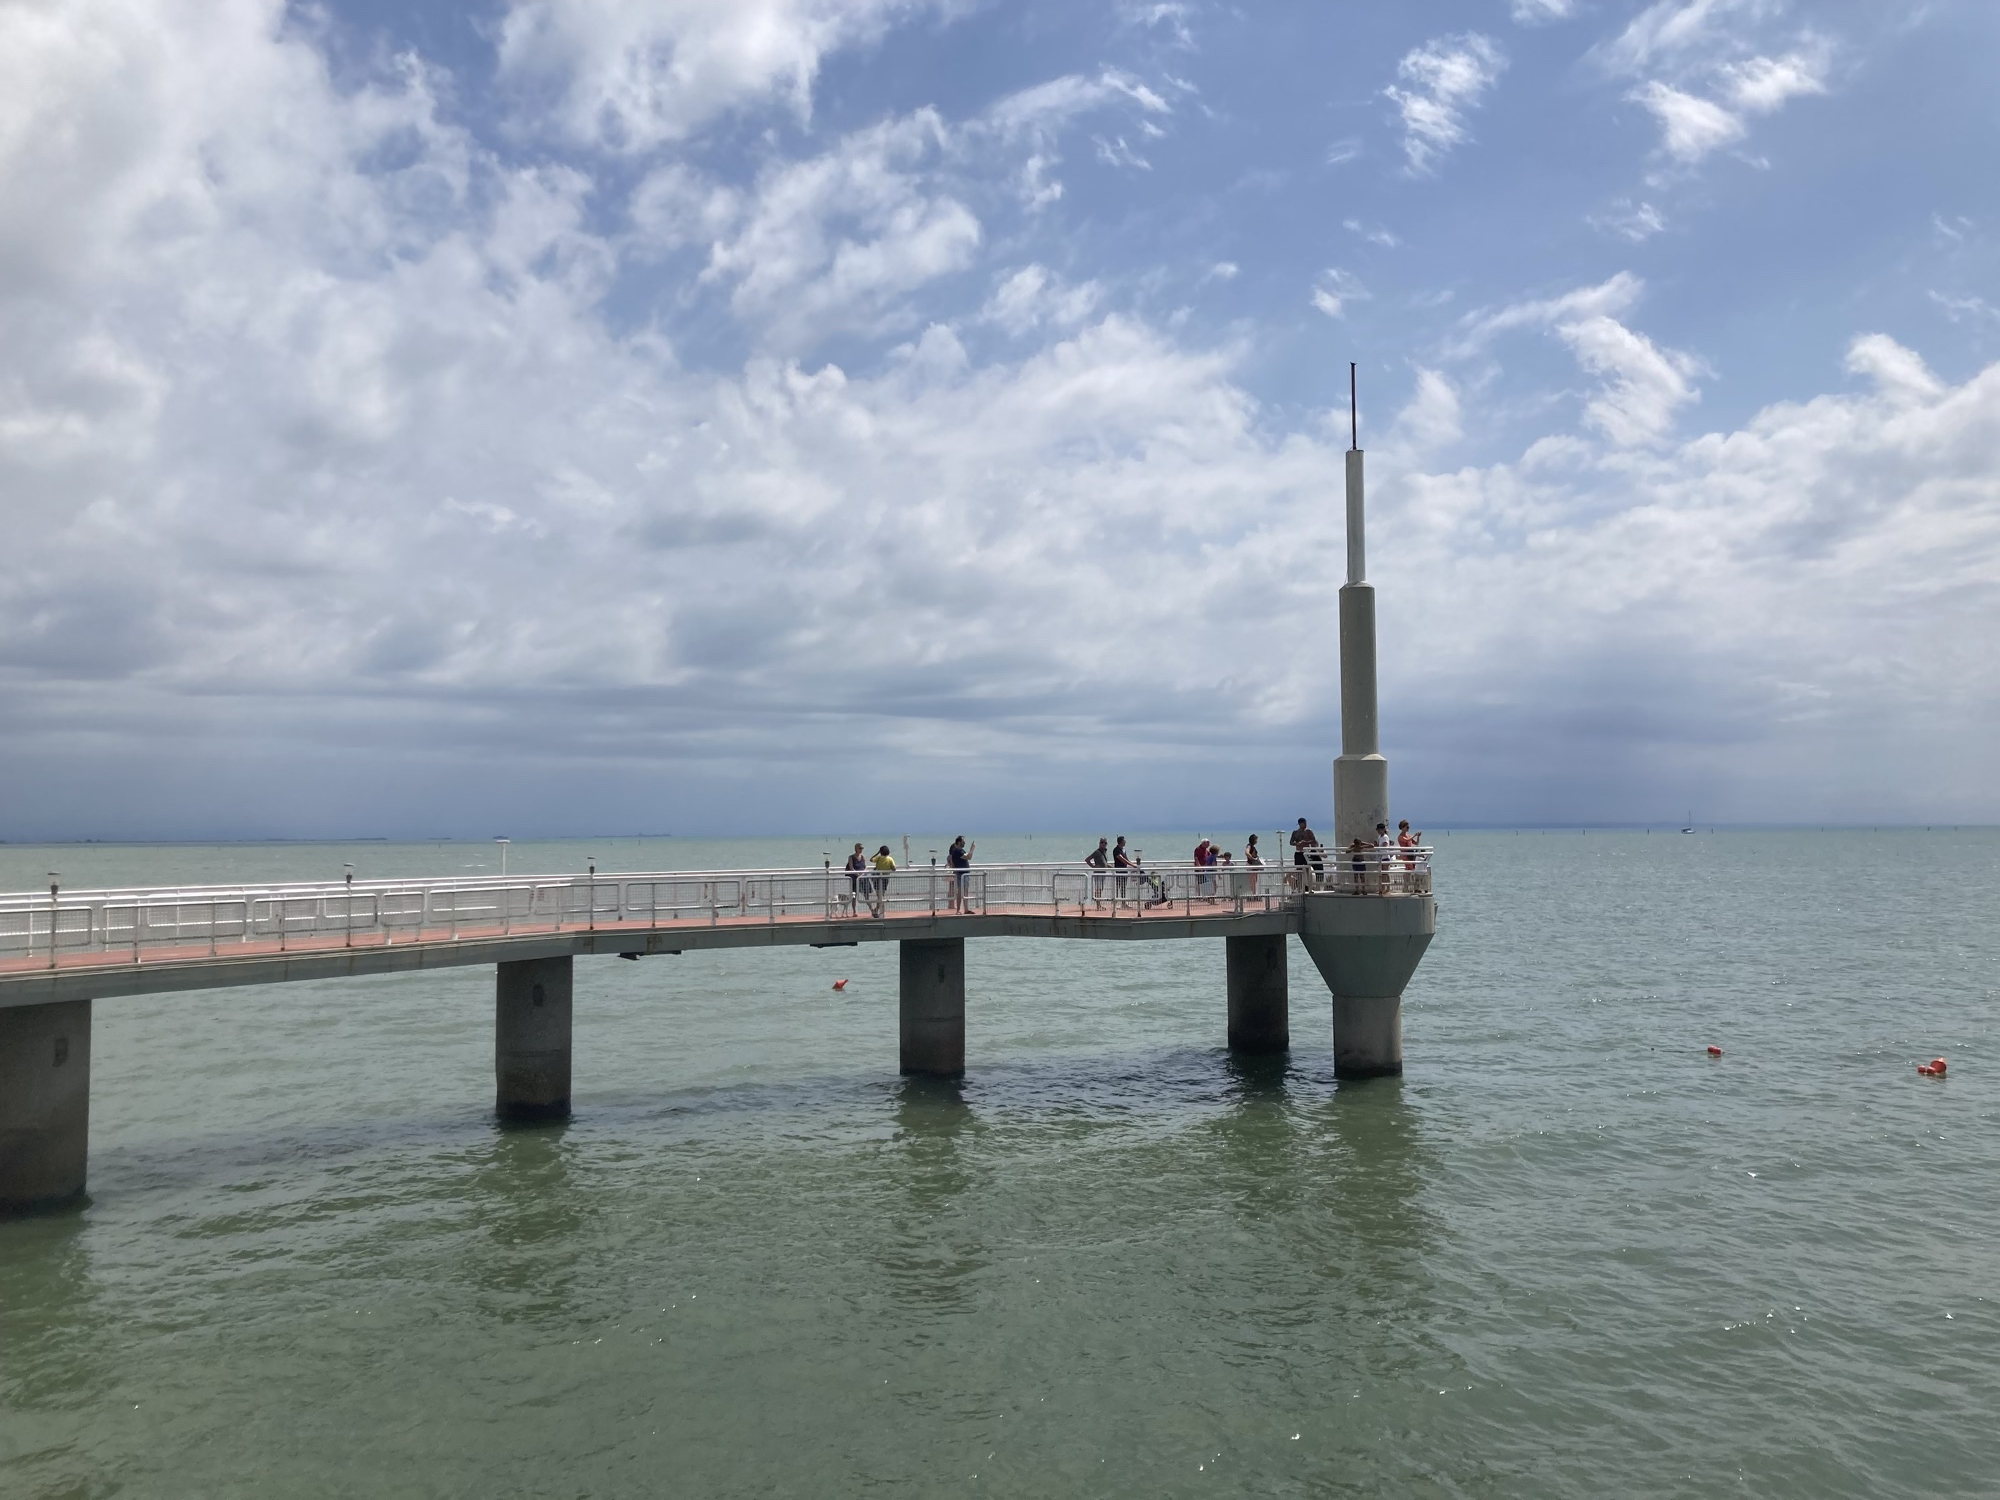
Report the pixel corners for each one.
[1706,1045,1723,1057]
[832,979,848,991]
[1932,1057,1948,1074]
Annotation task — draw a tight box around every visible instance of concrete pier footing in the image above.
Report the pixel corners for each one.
[0,999,91,1213]
[899,937,965,1077]
[1225,934,1289,1053]
[496,956,572,1122]
[1298,895,1434,1079]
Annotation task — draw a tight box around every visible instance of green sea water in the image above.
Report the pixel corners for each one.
[2,829,1996,1497]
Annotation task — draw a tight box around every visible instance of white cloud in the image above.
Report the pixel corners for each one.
[1449,271,1645,355]
[496,0,922,152]
[3,2,1997,837]
[1344,218,1401,248]
[701,109,981,347]
[1311,268,1369,320]
[1391,368,1463,450]
[1630,80,1745,163]
[1593,0,1762,78]
[1589,198,1667,241]
[1449,274,1702,446]
[1557,314,1704,445]
[982,264,1101,335]
[1931,291,2000,327]
[1095,135,1152,171]
[1845,333,1944,403]
[1720,48,1828,113]
[1384,33,1507,175]
[1202,261,1238,283]
[1511,0,1582,24]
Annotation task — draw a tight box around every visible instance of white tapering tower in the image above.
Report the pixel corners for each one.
[1333,367,1389,847]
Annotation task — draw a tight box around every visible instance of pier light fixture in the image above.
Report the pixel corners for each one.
[495,838,510,877]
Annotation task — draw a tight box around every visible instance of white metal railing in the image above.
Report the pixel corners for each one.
[0,853,1431,970]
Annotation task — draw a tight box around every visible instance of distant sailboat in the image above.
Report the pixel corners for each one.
[1681,809,1695,834]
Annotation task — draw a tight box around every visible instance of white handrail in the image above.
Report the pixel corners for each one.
[0,854,1432,967]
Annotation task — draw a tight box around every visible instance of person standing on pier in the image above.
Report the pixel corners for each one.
[1112,837,1132,901]
[1084,838,1111,906]
[947,835,973,912]
[1291,818,1323,888]
[843,843,867,914]
[1244,834,1263,896]
[868,845,896,917]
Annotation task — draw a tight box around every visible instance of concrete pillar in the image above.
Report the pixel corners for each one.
[1330,995,1402,1079]
[899,938,965,1077]
[0,999,91,1213]
[496,956,571,1122]
[1299,894,1434,1080]
[1226,934,1289,1053]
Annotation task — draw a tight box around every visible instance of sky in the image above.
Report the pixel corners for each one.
[2,0,1998,841]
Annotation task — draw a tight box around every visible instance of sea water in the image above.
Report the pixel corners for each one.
[2,829,1996,1497]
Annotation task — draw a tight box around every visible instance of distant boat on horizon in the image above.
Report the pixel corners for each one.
[1681,809,1695,834]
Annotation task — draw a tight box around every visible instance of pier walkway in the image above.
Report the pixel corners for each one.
[0,859,1429,1003]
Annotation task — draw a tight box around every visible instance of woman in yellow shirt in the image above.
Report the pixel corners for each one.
[868,845,896,916]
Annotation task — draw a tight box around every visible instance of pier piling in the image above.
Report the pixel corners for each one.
[1225,934,1289,1053]
[496,957,572,1122]
[0,998,90,1212]
[899,938,965,1077]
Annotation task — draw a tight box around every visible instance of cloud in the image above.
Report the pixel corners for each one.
[1630,80,1745,162]
[3,1,1997,838]
[1391,368,1463,450]
[981,264,1101,334]
[1344,218,1401,248]
[1448,271,1646,355]
[1589,198,1666,241]
[1593,0,1763,78]
[1449,274,1702,446]
[1719,49,1828,113]
[1931,291,2000,327]
[700,109,981,347]
[1511,0,1582,23]
[1383,33,1507,175]
[496,0,923,152]
[1311,268,1369,319]
[1557,315,1704,444]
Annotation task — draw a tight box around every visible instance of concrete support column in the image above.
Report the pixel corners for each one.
[899,938,965,1077]
[496,956,572,1122]
[1299,894,1434,1081]
[1226,934,1289,1054]
[0,999,91,1213]
[1330,995,1402,1079]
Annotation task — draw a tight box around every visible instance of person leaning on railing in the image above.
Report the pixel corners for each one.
[842,844,867,915]
[868,845,896,916]
[947,835,973,912]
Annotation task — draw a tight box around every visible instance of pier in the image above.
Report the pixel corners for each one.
[0,385,1432,1213]
[0,858,1434,1209]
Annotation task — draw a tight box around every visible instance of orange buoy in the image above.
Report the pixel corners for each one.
[1932,1057,1948,1074]
[1917,1063,1935,1075]
[832,979,848,991]
[1706,1045,1723,1057]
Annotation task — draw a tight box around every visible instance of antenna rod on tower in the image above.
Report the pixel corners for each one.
[1349,362,1358,451]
